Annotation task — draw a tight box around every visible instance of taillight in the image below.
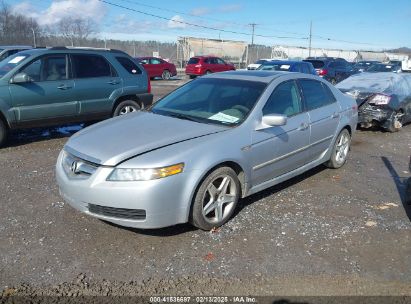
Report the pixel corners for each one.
[318,69,328,76]
[147,77,151,94]
[368,93,391,105]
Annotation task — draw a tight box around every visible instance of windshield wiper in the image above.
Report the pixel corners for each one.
[166,112,205,123]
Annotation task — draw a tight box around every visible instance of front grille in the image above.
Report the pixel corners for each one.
[62,151,99,178]
[88,204,146,220]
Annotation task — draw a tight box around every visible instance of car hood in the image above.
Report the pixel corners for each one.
[64,111,228,166]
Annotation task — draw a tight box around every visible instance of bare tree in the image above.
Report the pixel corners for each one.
[57,16,97,46]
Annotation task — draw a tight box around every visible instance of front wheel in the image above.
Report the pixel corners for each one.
[112,100,141,117]
[325,129,351,169]
[190,167,240,230]
[0,119,7,148]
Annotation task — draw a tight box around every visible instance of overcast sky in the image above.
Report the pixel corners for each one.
[9,0,411,50]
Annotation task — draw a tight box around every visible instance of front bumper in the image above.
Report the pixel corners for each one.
[56,151,190,229]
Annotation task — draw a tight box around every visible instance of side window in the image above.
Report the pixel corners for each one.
[71,54,115,78]
[301,64,310,74]
[20,55,67,82]
[115,57,142,75]
[321,83,337,103]
[217,58,225,64]
[299,79,335,110]
[210,58,218,64]
[150,58,161,64]
[263,81,302,117]
[140,59,149,64]
[329,62,337,68]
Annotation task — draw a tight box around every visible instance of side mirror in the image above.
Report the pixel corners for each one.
[11,72,31,84]
[257,114,287,130]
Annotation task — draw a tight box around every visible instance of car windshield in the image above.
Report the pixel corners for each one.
[151,78,266,126]
[258,63,291,71]
[304,60,324,69]
[255,60,267,64]
[0,53,30,78]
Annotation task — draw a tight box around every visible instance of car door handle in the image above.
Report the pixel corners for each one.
[331,112,340,119]
[107,80,120,85]
[57,84,72,90]
[298,122,309,131]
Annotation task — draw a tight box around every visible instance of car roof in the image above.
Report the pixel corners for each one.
[261,60,306,65]
[16,47,127,56]
[0,45,32,50]
[202,70,318,83]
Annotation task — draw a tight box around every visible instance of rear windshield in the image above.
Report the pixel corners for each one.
[258,63,291,71]
[0,53,30,78]
[188,58,200,64]
[304,60,325,69]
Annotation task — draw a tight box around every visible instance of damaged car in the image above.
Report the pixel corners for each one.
[336,72,411,132]
[56,71,357,230]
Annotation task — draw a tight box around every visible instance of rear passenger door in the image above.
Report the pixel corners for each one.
[71,54,122,116]
[298,79,340,162]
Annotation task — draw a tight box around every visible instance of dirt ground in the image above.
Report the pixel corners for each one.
[0,79,410,300]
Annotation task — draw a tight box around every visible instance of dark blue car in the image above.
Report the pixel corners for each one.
[256,60,317,75]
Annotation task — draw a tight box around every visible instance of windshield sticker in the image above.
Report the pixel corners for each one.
[8,56,26,64]
[208,112,240,123]
[280,65,291,69]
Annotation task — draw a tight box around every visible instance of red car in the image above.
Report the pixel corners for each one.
[135,57,177,80]
[185,56,236,78]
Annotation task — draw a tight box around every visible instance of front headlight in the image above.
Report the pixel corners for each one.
[107,163,184,181]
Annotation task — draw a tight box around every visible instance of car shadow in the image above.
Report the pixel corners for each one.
[5,123,86,148]
[234,165,327,218]
[107,165,327,237]
[381,156,411,222]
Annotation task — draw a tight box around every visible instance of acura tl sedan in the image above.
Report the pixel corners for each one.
[56,71,358,230]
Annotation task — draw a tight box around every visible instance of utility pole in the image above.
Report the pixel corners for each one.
[31,28,36,48]
[308,21,312,57]
[249,23,257,45]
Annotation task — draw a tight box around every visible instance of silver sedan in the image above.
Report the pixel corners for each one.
[56,71,358,230]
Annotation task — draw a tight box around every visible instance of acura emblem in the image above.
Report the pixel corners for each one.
[70,161,79,174]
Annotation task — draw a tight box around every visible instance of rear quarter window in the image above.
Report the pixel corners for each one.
[116,57,142,75]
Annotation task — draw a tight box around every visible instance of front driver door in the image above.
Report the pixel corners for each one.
[9,54,78,125]
[251,80,310,186]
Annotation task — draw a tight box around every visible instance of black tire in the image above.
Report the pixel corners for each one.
[205,70,212,75]
[330,78,337,85]
[112,100,141,117]
[0,119,7,148]
[190,167,240,230]
[189,75,196,79]
[161,70,171,80]
[325,129,351,169]
[385,111,403,133]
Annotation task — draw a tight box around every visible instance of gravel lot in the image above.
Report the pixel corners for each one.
[1,79,411,298]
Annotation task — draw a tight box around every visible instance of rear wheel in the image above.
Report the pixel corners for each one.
[386,111,403,133]
[0,119,7,148]
[113,100,141,117]
[205,70,212,75]
[161,70,171,80]
[189,75,196,79]
[190,167,240,230]
[325,129,351,169]
[330,78,337,85]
